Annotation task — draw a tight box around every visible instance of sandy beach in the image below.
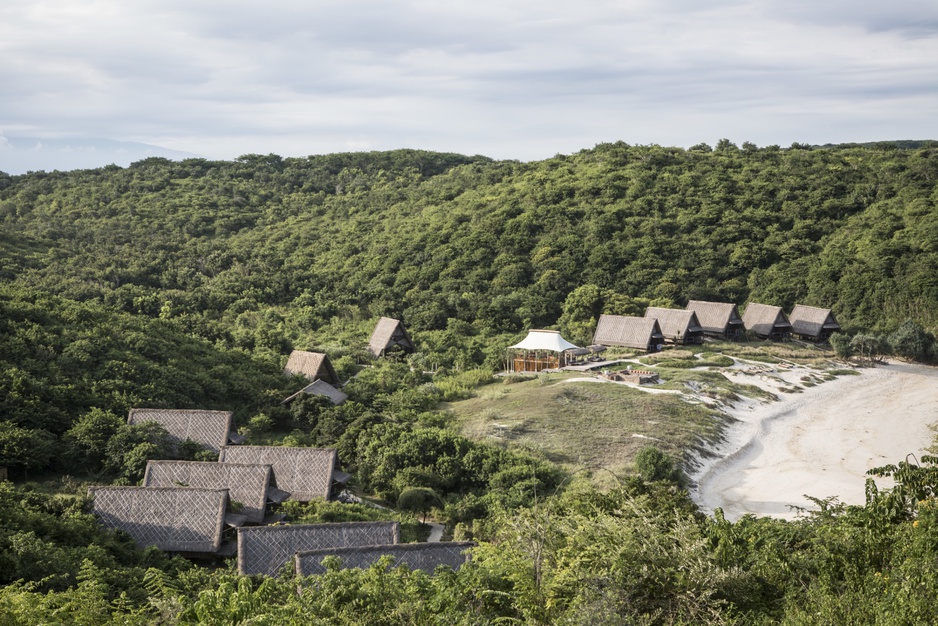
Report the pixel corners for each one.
[692,360,938,521]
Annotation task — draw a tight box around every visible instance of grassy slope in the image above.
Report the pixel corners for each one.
[447,342,847,483]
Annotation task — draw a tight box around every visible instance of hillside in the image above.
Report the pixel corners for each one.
[2,143,938,624]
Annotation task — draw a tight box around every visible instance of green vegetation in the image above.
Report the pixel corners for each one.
[1,142,938,623]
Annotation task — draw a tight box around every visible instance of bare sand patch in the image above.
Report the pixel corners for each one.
[692,361,938,521]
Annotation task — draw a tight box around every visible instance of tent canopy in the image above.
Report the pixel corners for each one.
[509,330,580,352]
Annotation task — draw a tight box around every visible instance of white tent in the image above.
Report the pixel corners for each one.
[508,330,581,373]
[509,330,580,352]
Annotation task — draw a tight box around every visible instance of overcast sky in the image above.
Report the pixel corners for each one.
[2,0,937,173]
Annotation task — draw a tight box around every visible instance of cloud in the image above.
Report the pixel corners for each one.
[1,0,936,171]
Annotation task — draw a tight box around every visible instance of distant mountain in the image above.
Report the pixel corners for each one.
[0,135,199,175]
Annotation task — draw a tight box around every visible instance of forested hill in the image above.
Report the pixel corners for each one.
[1,141,937,355]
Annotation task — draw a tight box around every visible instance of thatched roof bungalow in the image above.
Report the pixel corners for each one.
[218,446,337,501]
[742,303,792,340]
[295,541,476,576]
[127,408,235,454]
[282,379,348,405]
[89,486,228,553]
[685,301,745,339]
[789,305,841,342]
[592,315,665,352]
[143,461,273,524]
[368,317,415,357]
[238,522,400,576]
[283,350,340,385]
[644,307,704,345]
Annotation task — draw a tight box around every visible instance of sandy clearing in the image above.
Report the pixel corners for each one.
[692,361,938,521]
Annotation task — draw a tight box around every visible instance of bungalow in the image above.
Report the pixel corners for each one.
[89,486,232,554]
[368,317,415,357]
[283,350,340,385]
[789,305,841,342]
[127,408,243,454]
[218,445,340,502]
[644,307,704,345]
[742,303,793,340]
[238,522,400,576]
[685,300,745,339]
[592,315,665,352]
[143,460,274,524]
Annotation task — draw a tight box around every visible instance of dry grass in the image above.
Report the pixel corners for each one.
[447,372,726,479]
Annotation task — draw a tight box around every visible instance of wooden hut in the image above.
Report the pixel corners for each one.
[143,461,273,524]
[742,303,792,340]
[685,300,745,339]
[592,315,665,352]
[296,541,476,576]
[368,317,415,357]
[507,329,580,373]
[218,445,338,502]
[237,522,400,576]
[789,305,841,342]
[89,486,229,554]
[283,350,340,385]
[127,408,238,454]
[282,379,348,405]
[644,307,704,345]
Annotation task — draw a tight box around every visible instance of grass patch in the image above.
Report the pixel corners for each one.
[447,376,726,478]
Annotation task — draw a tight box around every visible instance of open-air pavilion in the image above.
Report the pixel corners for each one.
[507,329,581,373]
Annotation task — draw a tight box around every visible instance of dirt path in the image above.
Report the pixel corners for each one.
[692,361,938,521]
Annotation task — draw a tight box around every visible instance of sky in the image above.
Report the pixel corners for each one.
[2,0,937,173]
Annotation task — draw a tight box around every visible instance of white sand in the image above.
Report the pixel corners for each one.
[692,361,938,521]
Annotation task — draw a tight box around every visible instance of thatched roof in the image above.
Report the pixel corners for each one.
[295,541,476,576]
[789,305,841,338]
[89,486,227,553]
[282,379,348,405]
[685,300,745,334]
[368,317,415,357]
[742,303,793,337]
[237,522,400,576]
[592,315,665,350]
[283,350,339,385]
[644,307,703,341]
[218,446,337,501]
[127,408,232,454]
[143,461,272,524]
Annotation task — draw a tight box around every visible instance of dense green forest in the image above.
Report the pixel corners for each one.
[1,141,938,623]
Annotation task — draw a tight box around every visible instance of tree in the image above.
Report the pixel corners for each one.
[0,423,55,476]
[397,486,443,523]
[888,320,936,363]
[635,446,683,484]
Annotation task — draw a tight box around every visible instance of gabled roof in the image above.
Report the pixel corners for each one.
[367,317,415,357]
[237,522,400,576]
[282,379,348,405]
[283,350,339,385]
[685,300,745,334]
[742,303,793,337]
[127,408,232,454]
[644,307,703,339]
[295,541,475,576]
[218,446,337,501]
[789,305,841,338]
[143,461,272,524]
[509,329,580,352]
[592,315,665,349]
[89,486,227,553]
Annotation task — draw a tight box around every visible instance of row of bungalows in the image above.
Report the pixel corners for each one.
[89,318,472,575]
[591,302,840,352]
